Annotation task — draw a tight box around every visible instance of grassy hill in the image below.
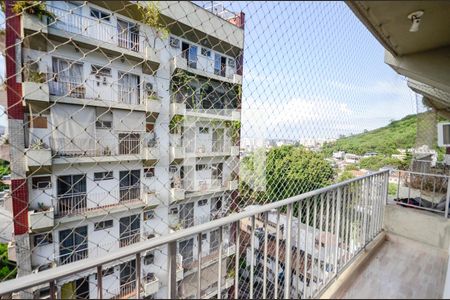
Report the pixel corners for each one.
[322,114,420,156]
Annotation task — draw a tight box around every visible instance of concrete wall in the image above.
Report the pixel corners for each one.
[384,204,450,251]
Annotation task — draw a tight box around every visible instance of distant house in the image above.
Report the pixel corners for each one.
[332,151,345,160]
[363,152,377,158]
[344,153,360,164]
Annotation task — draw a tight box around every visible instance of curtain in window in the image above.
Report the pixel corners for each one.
[51,104,95,155]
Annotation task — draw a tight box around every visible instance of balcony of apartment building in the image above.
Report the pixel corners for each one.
[170,41,242,85]
[50,132,158,165]
[169,83,240,121]
[45,73,161,114]
[22,3,159,69]
[55,181,144,221]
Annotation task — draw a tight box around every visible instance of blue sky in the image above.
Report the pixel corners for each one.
[0,2,417,139]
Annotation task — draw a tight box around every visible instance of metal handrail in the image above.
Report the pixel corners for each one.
[0,170,388,296]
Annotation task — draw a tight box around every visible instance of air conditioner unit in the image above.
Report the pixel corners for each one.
[437,122,450,147]
[170,37,180,48]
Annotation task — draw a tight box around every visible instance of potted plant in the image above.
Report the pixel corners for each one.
[36,202,50,212]
[103,146,112,156]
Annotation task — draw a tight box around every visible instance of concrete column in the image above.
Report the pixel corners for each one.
[5,1,32,297]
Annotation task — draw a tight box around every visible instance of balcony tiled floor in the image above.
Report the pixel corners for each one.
[339,234,447,299]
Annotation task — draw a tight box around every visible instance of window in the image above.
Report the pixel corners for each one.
[32,176,51,189]
[91,65,112,77]
[199,127,209,134]
[27,116,47,128]
[143,210,155,221]
[143,252,155,265]
[119,215,140,247]
[94,220,113,231]
[95,267,115,280]
[198,199,208,206]
[169,165,178,173]
[33,233,53,247]
[201,48,211,57]
[90,8,111,21]
[169,207,178,215]
[228,58,236,67]
[95,120,112,129]
[144,168,155,178]
[201,233,207,241]
[94,171,113,181]
[196,164,208,171]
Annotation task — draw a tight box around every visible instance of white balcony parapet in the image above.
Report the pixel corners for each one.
[22,13,48,34]
[28,207,54,231]
[170,102,187,117]
[170,146,185,161]
[143,275,159,296]
[22,82,49,103]
[170,188,185,202]
[26,148,52,168]
[46,5,159,66]
[144,190,160,207]
[7,241,16,262]
[171,56,241,85]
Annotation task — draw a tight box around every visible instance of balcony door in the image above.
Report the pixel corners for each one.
[119,215,140,247]
[212,128,224,152]
[57,174,87,216]
[49,2,82,34]
[119,170,140,202]
[179,202,194,228]
[51,57,84,98]
[182,42,198,69]
[179,238,194,266]
[118,72,140,105]
[117,20,140,51]
[59,226,88,265]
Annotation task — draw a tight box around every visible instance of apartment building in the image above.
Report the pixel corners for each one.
[6,1,244,298]
[239,207,348,299]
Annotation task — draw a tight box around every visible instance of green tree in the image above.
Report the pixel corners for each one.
[0,243,16,280]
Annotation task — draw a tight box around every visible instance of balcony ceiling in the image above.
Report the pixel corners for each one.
[346,1,450,56]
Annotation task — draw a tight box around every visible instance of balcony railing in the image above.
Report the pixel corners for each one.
[51,135,154,158]
[47,5,145,53]
[49,78,144,105]
[56,187,142,217]
[58,248,88,265]
[390,170,450,217]
[0,170,388,299]
[119,230,141,248]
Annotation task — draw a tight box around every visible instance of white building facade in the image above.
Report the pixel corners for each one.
[8,1,244,299]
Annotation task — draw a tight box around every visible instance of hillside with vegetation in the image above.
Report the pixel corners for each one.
[322,114,419,156]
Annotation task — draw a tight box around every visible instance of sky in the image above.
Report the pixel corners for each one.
[0,2,417,140]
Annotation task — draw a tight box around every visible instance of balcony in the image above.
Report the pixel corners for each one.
[7,241,16,262]
[45,5,159,69]
[55,186,143,219]
[143,274,160,296]
[5,170,450,299]
[170,94,240,121]
[51,135,151,165]
[28,207,54,231]
[48,78,161,113]
[170,56,242,85]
